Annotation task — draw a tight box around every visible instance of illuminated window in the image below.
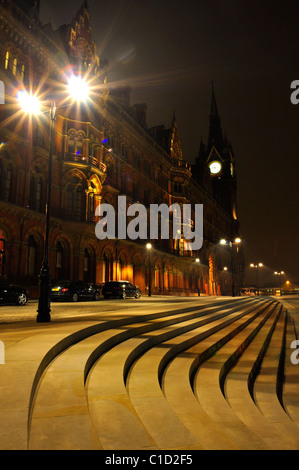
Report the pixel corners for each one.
[88,192,95,221]
[21,64,25,82]
[5,51,9,70]
[12,58,17,76]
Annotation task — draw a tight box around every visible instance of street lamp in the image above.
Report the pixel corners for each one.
[219,237,242,296]
[146,243,152,297]
[18,76,90,323]
[250,263,263,296]
[274,271,285,296]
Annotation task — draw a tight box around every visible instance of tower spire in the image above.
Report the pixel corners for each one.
[208,81,223,152]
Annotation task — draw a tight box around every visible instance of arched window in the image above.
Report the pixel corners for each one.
[29,175,43,211]
[88,192,95,222]
[65,185,73,218]
[68,132,75,153]
[55,242,63,280]
[74,185,83,221]
[27,235,37,277]
[83,248,90,281]
[65,178,84,221]
[21,64,25,82]
[12,58,17,76]
[5,51,10,70]
[36,178,42,211]
[76,134,83,155]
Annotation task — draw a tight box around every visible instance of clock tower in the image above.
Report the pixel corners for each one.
[194,84,238,222]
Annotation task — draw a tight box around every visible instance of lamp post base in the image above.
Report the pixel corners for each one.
[37,262,51,323]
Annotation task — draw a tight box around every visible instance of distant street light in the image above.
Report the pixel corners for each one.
[219,237,242,296]
[146,243,152,297]
[250,262,264,296]
[274,270,285,296]
[18,75,90,323]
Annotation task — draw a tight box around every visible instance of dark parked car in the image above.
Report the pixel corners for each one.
[102,281,141,299]
[50,280,101,302]
[0,280,29,306]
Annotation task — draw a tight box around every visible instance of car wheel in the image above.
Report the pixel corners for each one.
[16,293,27,306]
[94,292,100,301]
[72,293,79,302]
[135,292,141,299]
[122,291,127,300]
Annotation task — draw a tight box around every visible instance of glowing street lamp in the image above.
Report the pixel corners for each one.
[18,76,90,323]
[146,243,152,297]
[219,237,242,296]
[274,270,285,296]
[17,91,41,115]
[250,262,264,296]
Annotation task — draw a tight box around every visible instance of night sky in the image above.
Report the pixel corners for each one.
[40,0,299,285]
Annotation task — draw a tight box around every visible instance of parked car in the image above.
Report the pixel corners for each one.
[102,281,141,299]
[0,280,29,306]
[50,280,101,302]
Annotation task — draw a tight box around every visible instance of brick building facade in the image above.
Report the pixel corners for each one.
[0,0,244,298]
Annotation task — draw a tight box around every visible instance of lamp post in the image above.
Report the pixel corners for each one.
[274,271,285,296]
[195,258,200,296]
[37,101,56,322]
[250,263,263,296]
[220,237,242,297]
[146,243,152,297]
[18,76,90,323]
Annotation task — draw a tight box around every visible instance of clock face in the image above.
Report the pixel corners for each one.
[209,161,222,175]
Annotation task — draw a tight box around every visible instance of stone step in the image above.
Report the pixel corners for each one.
[193,301,279,449]
[29,300,251,450]
[77,301,256,450]
[225,306,299,449]
[125,300,269,449]
[162,301,276,449]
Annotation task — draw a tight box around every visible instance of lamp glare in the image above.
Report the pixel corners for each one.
[68,75,89,102]
[18,91,41,115]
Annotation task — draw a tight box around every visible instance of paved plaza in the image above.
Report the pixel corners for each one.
[0,295,298,450]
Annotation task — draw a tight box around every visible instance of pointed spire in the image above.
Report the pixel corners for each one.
[210,81,219,117]
[208,81,223,152]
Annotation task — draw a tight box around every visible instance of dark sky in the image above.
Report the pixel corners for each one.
[40,0,299,285]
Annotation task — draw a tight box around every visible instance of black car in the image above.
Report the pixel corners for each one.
[102,281,141,299]
[0,281,29,306]
[50,280,101,302]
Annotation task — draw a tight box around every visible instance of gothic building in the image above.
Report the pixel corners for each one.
[0,0,244,297]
